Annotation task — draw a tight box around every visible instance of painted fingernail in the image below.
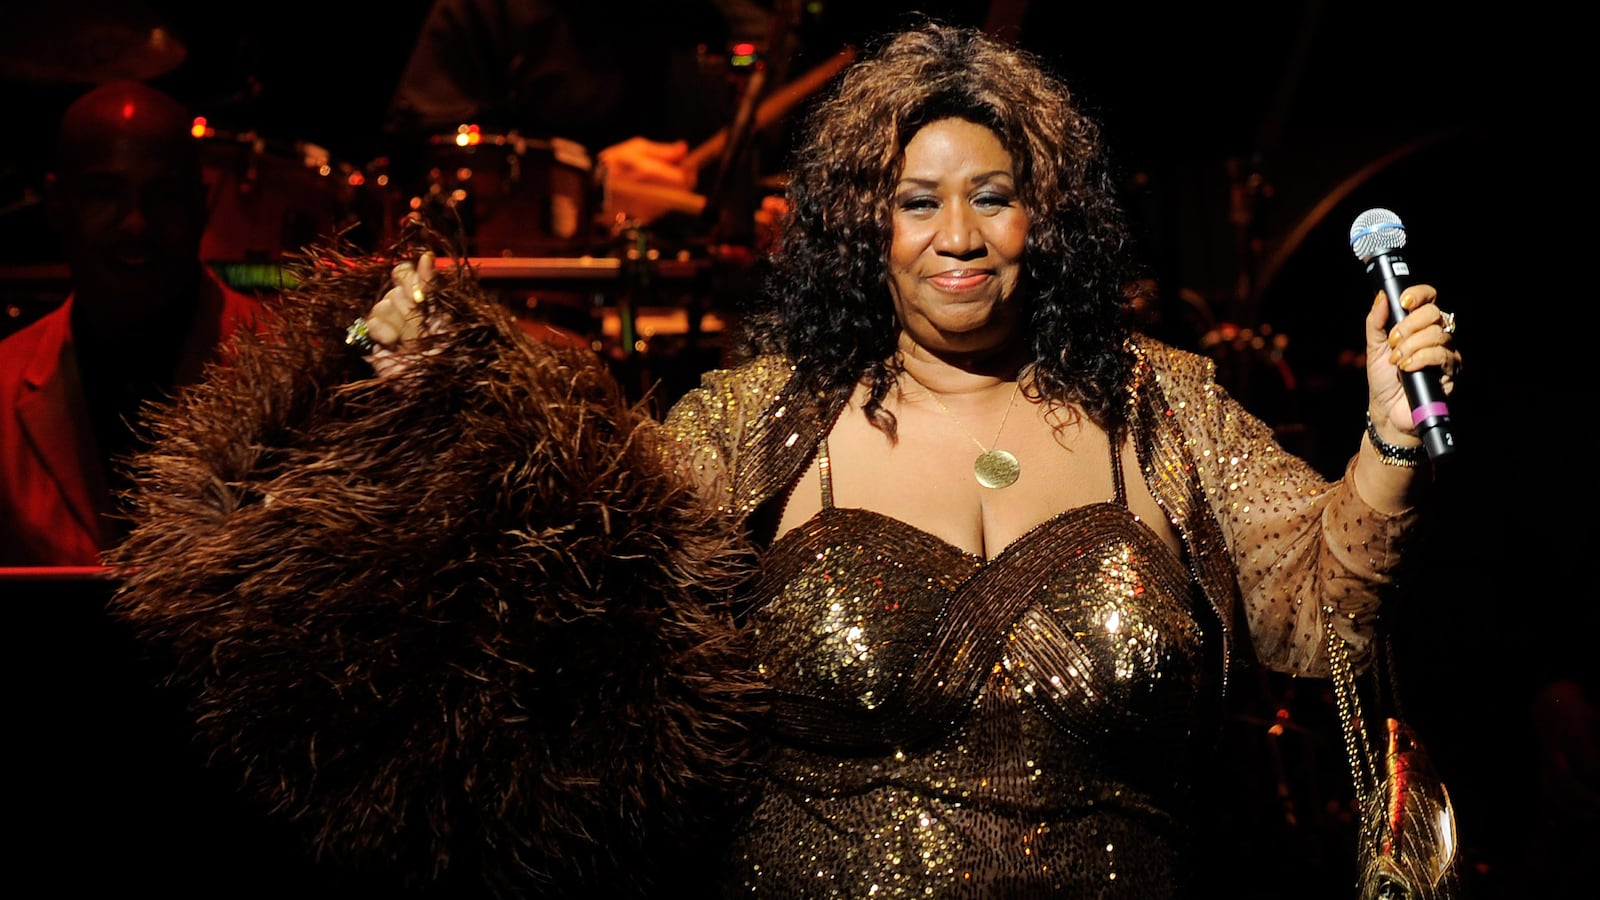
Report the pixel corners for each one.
[1399,293,1414,310]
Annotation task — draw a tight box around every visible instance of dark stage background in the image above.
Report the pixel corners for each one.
[2,1,1590,896]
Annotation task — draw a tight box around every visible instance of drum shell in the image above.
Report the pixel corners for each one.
[198,137,354,262]
[390,135,598,258]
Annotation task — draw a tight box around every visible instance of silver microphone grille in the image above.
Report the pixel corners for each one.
[1349,208,1407,261]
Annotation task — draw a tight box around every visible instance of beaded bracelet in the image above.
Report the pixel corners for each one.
[1365,411,1424,468]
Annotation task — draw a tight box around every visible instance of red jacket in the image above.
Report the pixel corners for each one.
[0,269,261,566]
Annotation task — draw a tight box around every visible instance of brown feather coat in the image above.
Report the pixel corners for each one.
[104,235,768,898]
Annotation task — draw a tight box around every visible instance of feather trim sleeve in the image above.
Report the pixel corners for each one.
[103,239,768,898]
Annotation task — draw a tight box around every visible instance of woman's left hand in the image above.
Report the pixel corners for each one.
[1364,283,1461,442]
[365,251,436,349]
[353,251,438,378]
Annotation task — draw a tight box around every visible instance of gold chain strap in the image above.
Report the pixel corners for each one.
[1323,605,1375,809]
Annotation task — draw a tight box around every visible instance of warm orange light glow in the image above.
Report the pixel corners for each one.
[190,116,210,139]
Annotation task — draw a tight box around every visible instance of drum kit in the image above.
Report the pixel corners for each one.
[181,50,856,394]
[0,2,852,390]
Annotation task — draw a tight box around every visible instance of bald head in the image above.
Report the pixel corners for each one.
[57,79,200,175]
[49,79,209,332]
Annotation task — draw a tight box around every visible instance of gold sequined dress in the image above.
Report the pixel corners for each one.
[733,438,1207,895]
[662,337,1418,898]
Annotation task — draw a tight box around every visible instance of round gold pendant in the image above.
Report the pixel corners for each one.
[973,449,1020,489]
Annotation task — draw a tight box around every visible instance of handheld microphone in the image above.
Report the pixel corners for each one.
[1348,208,1456,462]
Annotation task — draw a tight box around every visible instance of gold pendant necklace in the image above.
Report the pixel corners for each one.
[911,376,1023,489]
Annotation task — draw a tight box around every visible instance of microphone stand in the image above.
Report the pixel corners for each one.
[701,0,801,248]
[701,63,766,249]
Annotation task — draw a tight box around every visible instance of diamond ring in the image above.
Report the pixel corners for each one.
[345,317,375,352]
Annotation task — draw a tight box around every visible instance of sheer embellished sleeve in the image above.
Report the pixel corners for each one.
[660,355,797,520]
[1136,338,1418,677]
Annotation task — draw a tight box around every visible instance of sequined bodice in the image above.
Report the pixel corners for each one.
[723,442,1213,898]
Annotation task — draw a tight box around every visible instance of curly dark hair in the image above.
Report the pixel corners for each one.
[737,19,1143,434]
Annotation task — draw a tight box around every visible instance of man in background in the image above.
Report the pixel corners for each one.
[0,79,260,566]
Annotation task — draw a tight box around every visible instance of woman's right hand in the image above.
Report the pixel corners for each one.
[365,251,436,349]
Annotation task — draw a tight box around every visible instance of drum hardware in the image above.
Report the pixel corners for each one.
[385,128,599,259]
[372,44,859,264]
[680,46,857,177]
[195,126,358,262]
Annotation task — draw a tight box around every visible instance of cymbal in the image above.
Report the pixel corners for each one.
[1,2,186,84]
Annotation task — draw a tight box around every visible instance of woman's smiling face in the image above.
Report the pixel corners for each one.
[887,117,1030,359]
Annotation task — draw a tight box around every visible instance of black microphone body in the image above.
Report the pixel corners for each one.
[1350,209,1456,462]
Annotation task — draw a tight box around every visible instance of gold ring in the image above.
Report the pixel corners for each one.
[411,286,426,305]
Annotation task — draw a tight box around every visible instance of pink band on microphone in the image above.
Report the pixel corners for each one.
[1411,402,1449,426]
